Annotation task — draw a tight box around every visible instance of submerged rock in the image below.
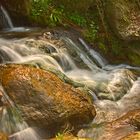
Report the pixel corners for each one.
[78,109,140,140]
[96,69,137,101]
[0,64,95,131]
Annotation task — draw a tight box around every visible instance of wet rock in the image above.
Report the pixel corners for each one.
[0,132,8,140]
[118,77,140,113]
[121,132,140,140]
[0,64,95,130]
[97,69,137,101]
[25,39,57,54]
[78,109,140,140]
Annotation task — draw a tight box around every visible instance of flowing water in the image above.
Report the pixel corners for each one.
[0,6,140,140]
[0,35,139,139]
[0,84,40,140]
[0,5,14,29]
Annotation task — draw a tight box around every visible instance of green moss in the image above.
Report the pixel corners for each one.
[129,55,140,65]
[67,12,87,27]
[98,42,108,53]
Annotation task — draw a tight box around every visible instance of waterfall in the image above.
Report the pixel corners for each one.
[79,38,108,68]
[0,35,139,139]
[0,5,14,29]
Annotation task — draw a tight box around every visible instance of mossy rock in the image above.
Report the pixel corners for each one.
[0,64,95,132]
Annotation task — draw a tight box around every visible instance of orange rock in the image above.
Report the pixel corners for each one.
[0,132,8,140]
[0,64,95,133]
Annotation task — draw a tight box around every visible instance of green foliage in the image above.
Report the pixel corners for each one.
[49,8,63,26]
[31,0,51,17]
[84,21,99,41]
[56,133,64,140]
[31,0,63,26]
[110,38,122,55]
[98,42,107,53]
[68,13,87,27]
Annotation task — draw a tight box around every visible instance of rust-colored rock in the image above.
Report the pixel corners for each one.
[0,132,8,140]
[0,64,95,130]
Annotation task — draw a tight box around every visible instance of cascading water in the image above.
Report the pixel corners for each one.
[0,85,40,140]
[0,31,139,139]
[0,5,32,33]
[0,5,14,29]
[78,38,108,68]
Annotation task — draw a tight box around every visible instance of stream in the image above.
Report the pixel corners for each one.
[0,5,140,140]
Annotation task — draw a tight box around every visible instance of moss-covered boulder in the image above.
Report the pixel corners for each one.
[0,64,95,130]
[105,0,140,41]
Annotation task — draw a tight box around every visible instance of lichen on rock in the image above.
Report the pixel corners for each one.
[0,64,95,132]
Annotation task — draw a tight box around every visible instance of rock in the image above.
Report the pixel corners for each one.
[0,64,95,130]
[0,132,8,140]
[97,69,137,101]
[78,109,140,140]
[121,132,140,140]
[118,77,140,113]
[105,0,140,41]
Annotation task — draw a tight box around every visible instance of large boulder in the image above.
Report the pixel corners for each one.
[105,0,140,41]
[0,64,95,130]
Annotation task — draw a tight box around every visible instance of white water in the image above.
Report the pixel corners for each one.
[79,38,108,67]
[0,35,139,139]
[0,84,40,139]
[0,6,32,32]
[0,37,139,98]
[9,128,40,140]
[0,6,14,28]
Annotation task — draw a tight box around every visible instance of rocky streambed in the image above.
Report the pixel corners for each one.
[0,30,139,140]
